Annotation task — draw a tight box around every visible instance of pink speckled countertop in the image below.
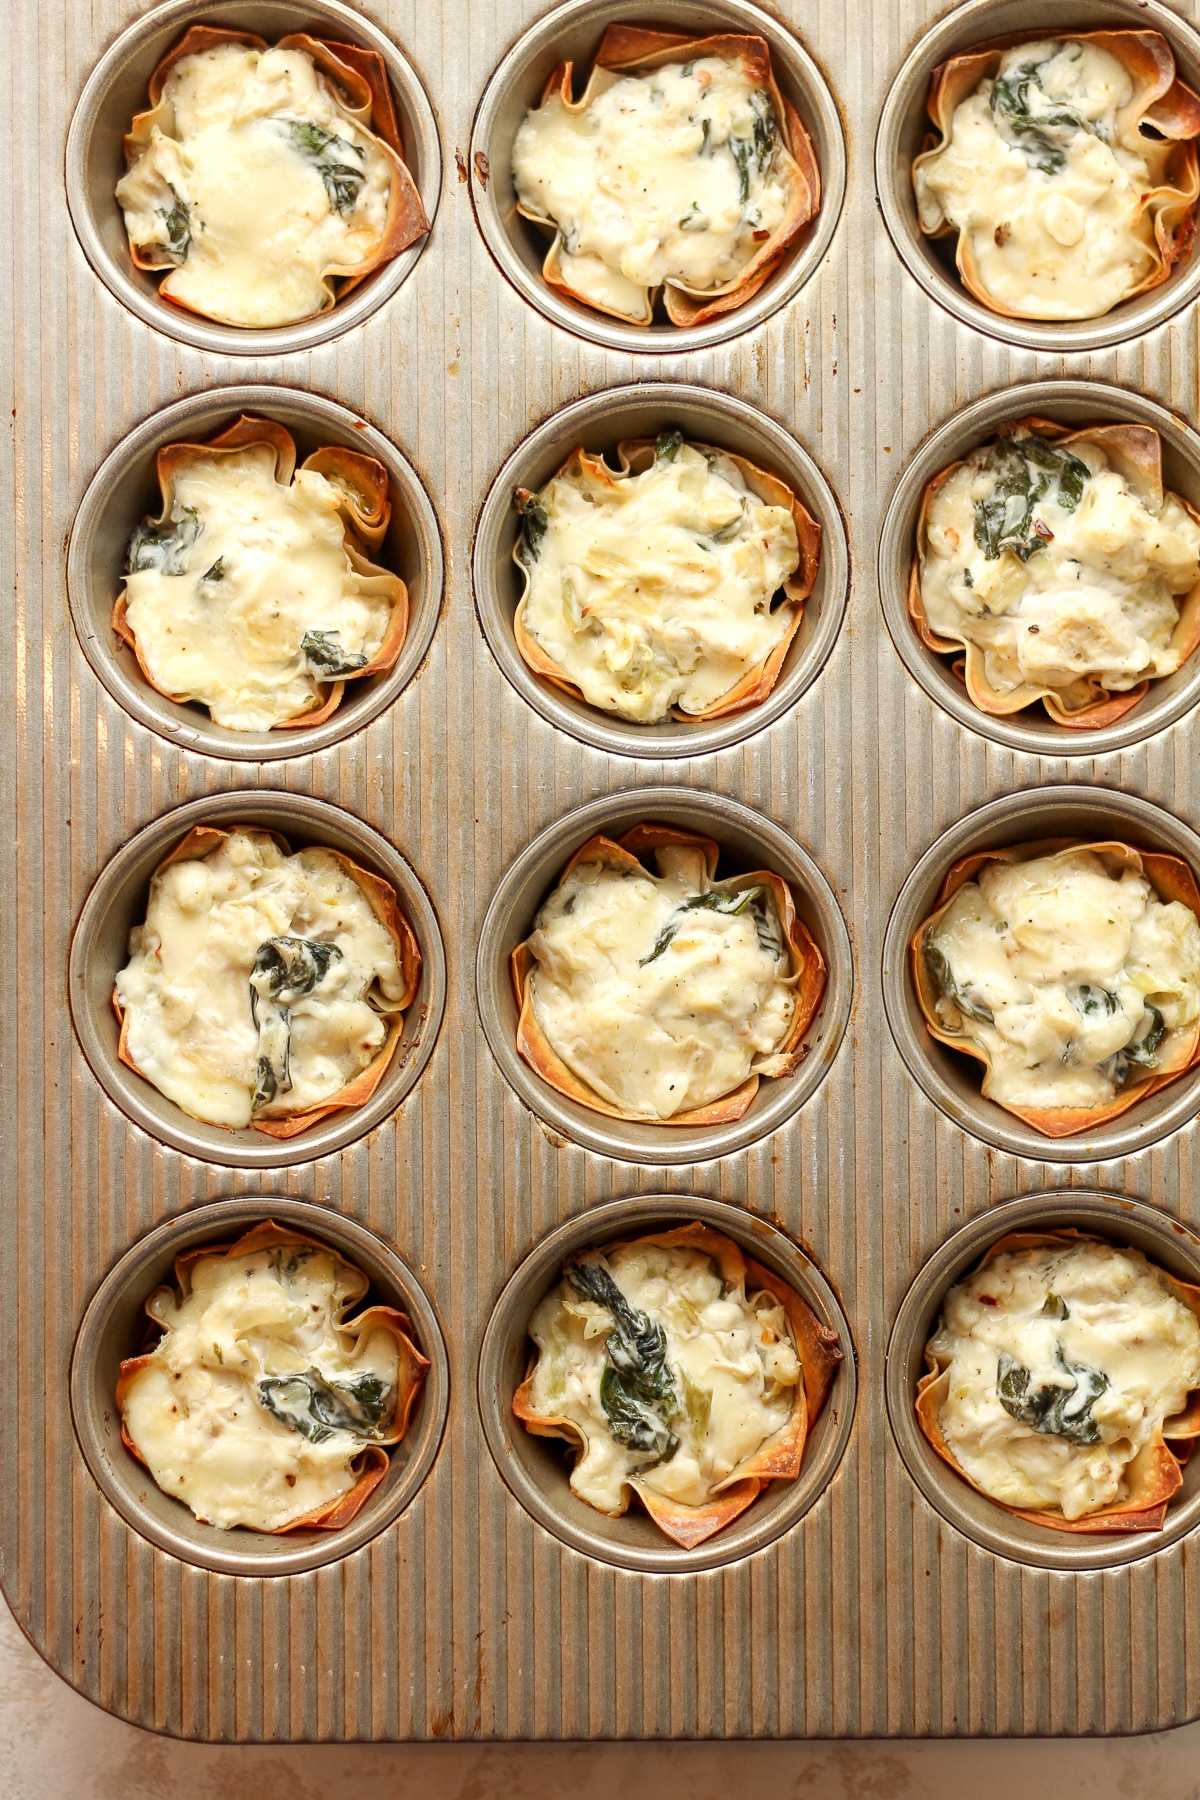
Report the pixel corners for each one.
[2,1593,1198,1799]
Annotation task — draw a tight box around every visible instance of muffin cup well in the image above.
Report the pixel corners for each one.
[70,1196,449,1576]
[886,1189,1200,1571]
[66,0,441,355]
[478,1192,856,1574]
[473,383,848,758]
[469,0,845,353]
[68,386,443,760]
[878,382,1200,755]
[882,785,1200,1161]
[874,0,1200,353]
[69,791,446,1168]
[476,788,851,1163]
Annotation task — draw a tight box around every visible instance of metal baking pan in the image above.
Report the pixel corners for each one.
[7,0,1200,1746]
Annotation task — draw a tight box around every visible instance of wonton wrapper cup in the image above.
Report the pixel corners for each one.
[912,30,1200,323]
[71,1196,450,1576]
[111,413,409,731]
[112,821,422,1139]
[65,0,441,357]
[916,1228,1200,1535]
[516,25,819,329]
[117,1220,430,1534]
[511,437,821,725]
[70,789,446,1169]
[474,380,850,760]
[513,1222,841,1549]
[478,1192,856,1573]
[511,821,827,1126]
[885,1189,1200,1572]
[121,24,430,328]
[908,417,1200,729]
[910,836,1200,1139]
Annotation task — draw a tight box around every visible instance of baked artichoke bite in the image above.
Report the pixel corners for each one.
[511,26,819,328]
[512,430,820,725]
[118,1222,428,1533]
[113,416,408,731]
[115,26,429,329]
[516,1223,841,1547]
[911,418,1200,728]
[918,1230,1200,1532]
[512,823,825,1125]
[114,825,421,1137]
[913,839,1200,1137]
[912,34,1200,323]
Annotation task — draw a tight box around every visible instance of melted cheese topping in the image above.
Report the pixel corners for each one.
[527,842,795,1119]
[930,1240,1200,1519]
[116,43,395,327]
[513,56,790,318]
[525,1240,799,1514]
[921,430,1200,703]
[925,847,1200,1108]
[122,445,396,730]
[520,438,799,722]
[915,40,1161,320]
[116,829,406,1129]
[122,1242,402,1530]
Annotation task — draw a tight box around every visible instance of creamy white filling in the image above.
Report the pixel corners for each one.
[122,445,396,730]
[513,55,790,313]
[525,1240,799,1514]
[520,438,799,722]
[121,1242,401,1531]
[116,43,395,327]
[931,1240,1200,1518]
[921,431,1200,700]
[925,847,1200,1108]
[915,40,1159,319]
[527,842,795,1119]
[116,828,405,1129]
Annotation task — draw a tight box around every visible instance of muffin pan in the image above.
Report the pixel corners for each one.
[10,0,1200,1749]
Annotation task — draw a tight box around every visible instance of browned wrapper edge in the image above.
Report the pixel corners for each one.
[512,1221,841,1548]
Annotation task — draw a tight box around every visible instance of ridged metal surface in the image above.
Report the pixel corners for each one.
[5,0,1200,1743]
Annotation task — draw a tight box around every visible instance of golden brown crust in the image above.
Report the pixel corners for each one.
[517,27,819,328]
[511,824,826,1124]
[112,415,408,729]
[911,837,1200,1137]
[116,1220,429,1535]
[512,438,821,722]
[916,1227,1200,1533]
[123,29,429,320]
[912,32,1200,320]
[112,826,420,1138]
[907,416,1200,726]
[513,1221,841,1548]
